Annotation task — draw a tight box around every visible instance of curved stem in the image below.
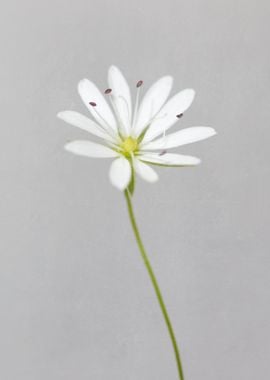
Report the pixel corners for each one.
[124,190,185,380]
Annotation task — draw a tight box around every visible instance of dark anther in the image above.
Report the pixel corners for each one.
[104,88,112,94]
[159,150,167,156]
[89,102,97,107]
[136,80,143,88]
[176,113,183,118]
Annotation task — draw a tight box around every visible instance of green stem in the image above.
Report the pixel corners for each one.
[124,190,185,380]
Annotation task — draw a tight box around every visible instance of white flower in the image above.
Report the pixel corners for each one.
[58,66,216,191]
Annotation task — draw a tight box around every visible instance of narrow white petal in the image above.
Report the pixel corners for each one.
[134,76,173,136]
[57,111,114,141]
[65,140,118,158]
[109,157,132,190]
[134,158,159,183]
[143,89,195,143]
[78,78,117,132]
[108,66,132,134]
[142,127,216,150]
[140,153,201,166]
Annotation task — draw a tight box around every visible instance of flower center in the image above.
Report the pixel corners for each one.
[121,136,138,155]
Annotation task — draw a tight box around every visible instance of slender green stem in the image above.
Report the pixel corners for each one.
[124,190,185,380]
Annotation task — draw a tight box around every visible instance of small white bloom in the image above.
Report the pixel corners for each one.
[58,66,216,191]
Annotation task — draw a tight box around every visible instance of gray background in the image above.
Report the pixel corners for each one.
[1,0,269,379]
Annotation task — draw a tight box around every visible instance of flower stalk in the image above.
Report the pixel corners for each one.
[124,190,185,380]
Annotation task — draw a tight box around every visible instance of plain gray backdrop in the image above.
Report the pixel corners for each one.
[1,0,269,379]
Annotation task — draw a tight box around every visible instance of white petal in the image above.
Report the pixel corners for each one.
[109,157,132,190]
[78,78,117,132]
[133,158,159,183]
[57,111,114,141]
[142,127,216,150]
[108,66,132,134]
[134,76,173,136]
[143,89,195,143]
[65,140,118,158]
[139,153,201,166]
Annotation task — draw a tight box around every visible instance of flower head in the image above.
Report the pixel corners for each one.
[58,66,216,192]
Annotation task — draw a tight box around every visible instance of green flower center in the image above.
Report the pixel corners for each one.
[121,136,138,155]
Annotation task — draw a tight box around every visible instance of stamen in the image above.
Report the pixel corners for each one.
[159,150,167,156]
[104,88,112,94]
[176,113,183,118]
[89,104,117,140]
[136,80,143,88]
[132,80,144,130]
